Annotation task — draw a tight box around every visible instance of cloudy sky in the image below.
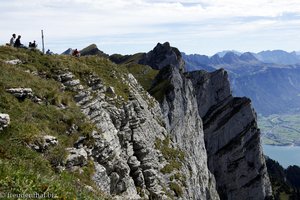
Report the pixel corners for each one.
[1,0,300,55]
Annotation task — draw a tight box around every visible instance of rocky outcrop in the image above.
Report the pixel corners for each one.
[6,88,43,104]
[0,114,10,131]
[5,59,22,65]
[66,147,88,170]
[6,88,33,100]
[29,135,58,152]
[188,69,273,199]
[54,70,172,199]
[151,65,220,199]
[139,42,185,72]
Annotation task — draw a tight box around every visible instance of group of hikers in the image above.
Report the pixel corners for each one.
[7,33,80,57]
[9,33,37,49]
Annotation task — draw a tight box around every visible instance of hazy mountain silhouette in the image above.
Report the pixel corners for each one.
[183,51,300,115]
[254,50,300,65]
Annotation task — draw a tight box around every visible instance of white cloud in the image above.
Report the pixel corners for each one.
[1,0,300,54]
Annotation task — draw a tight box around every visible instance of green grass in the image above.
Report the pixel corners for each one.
[169,182,183,197]
[0,46,130,101]
[0,46,129,199]
[155,136,185,174]
[0,45,165,199]
[154,136,186,198]
[109,53,145,65]
[148,79,172,103]
[126,64,159,91]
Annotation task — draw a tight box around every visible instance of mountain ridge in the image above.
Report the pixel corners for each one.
[0,43,274,199]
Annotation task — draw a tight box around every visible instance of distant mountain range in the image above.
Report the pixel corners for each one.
[254,50,300,65]
[182,50,300,116]
[211,50,300,65]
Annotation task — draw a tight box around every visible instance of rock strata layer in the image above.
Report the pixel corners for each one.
[55,70,171,199]
[189,69,273,200]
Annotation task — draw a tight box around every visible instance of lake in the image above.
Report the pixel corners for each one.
[263,145,300,168]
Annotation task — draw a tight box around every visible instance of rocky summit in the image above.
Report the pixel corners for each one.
[0,43,273,199]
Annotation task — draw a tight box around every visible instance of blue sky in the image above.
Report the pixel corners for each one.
[1,0,300,55]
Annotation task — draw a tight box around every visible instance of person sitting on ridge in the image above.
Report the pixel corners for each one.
[9,34,16,46]
[14,35,23,48]
[72,49,80,57]
[46,49,54,55]
[29,40,37,49]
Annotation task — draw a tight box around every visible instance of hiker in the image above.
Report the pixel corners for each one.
[9,34,16,46]
[46,49,54,55]
[72,49,80,57]
[29,40,37,49]
[14,35,23,48]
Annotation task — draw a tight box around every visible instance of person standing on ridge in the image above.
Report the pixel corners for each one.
[72,49,80,57]
[9,34,16,46]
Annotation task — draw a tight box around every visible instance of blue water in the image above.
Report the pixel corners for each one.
[263,145,300,168]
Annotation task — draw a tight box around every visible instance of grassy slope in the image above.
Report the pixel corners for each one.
[0,46,138,199]
[0,45,161,199]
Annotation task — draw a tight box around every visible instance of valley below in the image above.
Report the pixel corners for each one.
[259,114,300,146]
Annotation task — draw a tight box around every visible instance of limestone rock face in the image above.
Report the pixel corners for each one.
[0,114,10,131]
[56,70,169,199]
[152,66,220,200]
[189,69,273,200]
[139,42,185,72]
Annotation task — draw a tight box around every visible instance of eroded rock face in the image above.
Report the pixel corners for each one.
[152,66,220,200]
[139,42,185,72]
[189,69,273,200]
[55,71,170,199]
[0,114,10,131]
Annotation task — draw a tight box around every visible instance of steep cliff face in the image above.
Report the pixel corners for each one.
[151,66,219,199]
[188,69,273,199]
[146,43,272,199]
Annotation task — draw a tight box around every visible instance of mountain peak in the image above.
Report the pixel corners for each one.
[80,44,108,57]
[139,41,185,71]
[216,50,242,57]
[62,48,73,55]
[222,52,240,63]
[239,52,258,62]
